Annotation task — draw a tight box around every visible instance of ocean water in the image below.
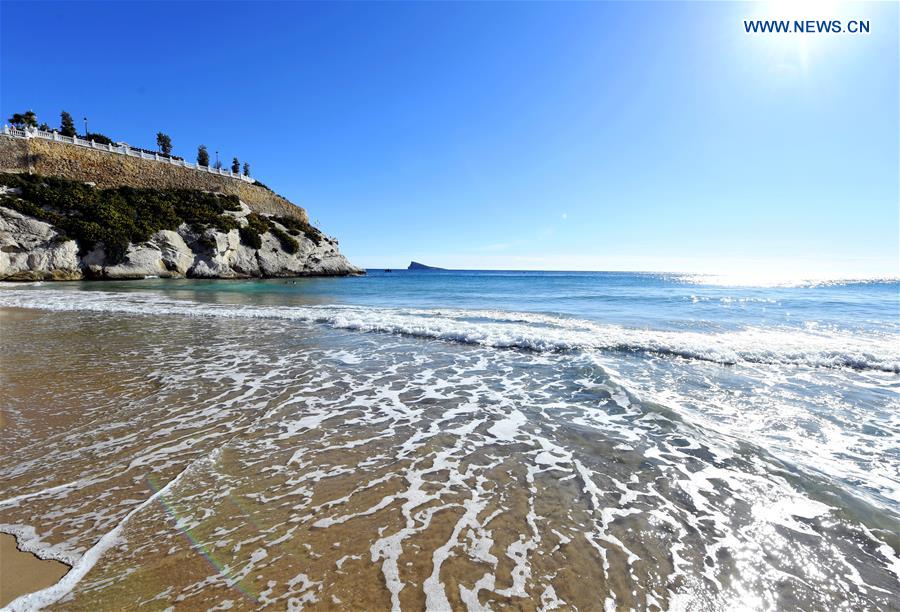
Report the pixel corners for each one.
[0,271,898,610]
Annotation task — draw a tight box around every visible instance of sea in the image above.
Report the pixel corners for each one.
[0,270,898,611]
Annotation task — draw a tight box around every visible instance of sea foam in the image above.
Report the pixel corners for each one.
[0,289,896,372]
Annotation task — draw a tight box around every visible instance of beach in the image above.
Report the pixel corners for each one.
[0,534,69,607]
[0,273,898,610]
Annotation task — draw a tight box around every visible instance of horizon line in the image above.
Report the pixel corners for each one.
[363,267,900,280]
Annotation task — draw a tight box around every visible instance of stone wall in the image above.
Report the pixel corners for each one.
[0,135,28,172]
[0,135,308,222]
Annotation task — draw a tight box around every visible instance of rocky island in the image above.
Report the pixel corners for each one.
[407,261,445,270]
[0,125,362,280]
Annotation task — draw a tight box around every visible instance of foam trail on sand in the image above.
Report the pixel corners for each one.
[0,479,85,508]
[4,450,220,612]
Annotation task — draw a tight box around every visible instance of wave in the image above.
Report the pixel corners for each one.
[0,289,897,372]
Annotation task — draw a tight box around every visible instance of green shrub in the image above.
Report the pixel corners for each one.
[270,226,299,254]
[84,132,114,145]
[272,215,324,246]
[239,226,262,250]
[250,180,288,200]
[246,212,270,234]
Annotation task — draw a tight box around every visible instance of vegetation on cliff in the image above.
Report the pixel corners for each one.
[235,212,323,253]
[0,173,328,265]
[6,176,328,272]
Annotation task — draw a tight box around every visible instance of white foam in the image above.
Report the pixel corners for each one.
[4,449,221,612]
[487,409,527,441]
[0,478,86,509]
[1,289,895,372]
[0,524,79,566]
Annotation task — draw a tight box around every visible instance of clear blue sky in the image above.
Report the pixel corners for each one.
[2,1,897,276]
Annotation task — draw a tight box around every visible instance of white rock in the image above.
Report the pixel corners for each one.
[0,199,363,282]
[0,205,81,280]
[156,230,193,275]
[82,230,195,279]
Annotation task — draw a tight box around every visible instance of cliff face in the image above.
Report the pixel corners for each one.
[0,135,363,280]
[0,200,362,281]
[0,135,307,221]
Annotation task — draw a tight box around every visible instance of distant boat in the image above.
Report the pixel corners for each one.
[408,261,445,271]
[384,269,392,273]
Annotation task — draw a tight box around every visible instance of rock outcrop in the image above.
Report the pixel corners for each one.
[0,201,363,281]
[0,206,81,280]
[408,261,445,270]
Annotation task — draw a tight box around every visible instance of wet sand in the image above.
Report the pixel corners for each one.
[0,533,69,607]
[0,304,898,610]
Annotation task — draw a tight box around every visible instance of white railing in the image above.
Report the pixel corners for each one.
[1,125,255,183]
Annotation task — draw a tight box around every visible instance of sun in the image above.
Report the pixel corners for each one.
[742,0,848,74]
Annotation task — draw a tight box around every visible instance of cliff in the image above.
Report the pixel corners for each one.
[0,173,363,281]
[0,135,306,221]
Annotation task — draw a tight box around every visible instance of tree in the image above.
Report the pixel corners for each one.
[243,162,250,176]
[8,110,37,129]
[232,157,240,173]
[84,132,114,145]
[156,132,173,156]
[38,123,50,131]
[197,145,209,166]
[60,111,76,137]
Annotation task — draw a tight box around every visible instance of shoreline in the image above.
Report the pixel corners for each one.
[0,533,70,607]
[0,269,367,283]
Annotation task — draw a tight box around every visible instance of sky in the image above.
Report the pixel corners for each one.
[1,1,897,276]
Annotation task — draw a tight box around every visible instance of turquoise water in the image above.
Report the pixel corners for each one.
[10,269,899,332]
[8,270,897,363]
[1,271,898,609]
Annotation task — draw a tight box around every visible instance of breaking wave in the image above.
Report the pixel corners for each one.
[1,289,897,372]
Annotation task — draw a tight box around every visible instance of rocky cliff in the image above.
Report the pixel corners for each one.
[0,135,307,221]
[0,177,363,281]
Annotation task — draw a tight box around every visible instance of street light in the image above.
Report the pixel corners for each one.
[83,117,88,136]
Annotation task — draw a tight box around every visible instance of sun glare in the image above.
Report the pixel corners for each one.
[744,0,854,74]
[764,0,843,20]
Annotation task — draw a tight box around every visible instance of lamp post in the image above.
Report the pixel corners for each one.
[215,150,219,169]
[83,117,88,136]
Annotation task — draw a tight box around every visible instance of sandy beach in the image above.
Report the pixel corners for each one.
[0,533,69,607]
[1,289,898,610]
